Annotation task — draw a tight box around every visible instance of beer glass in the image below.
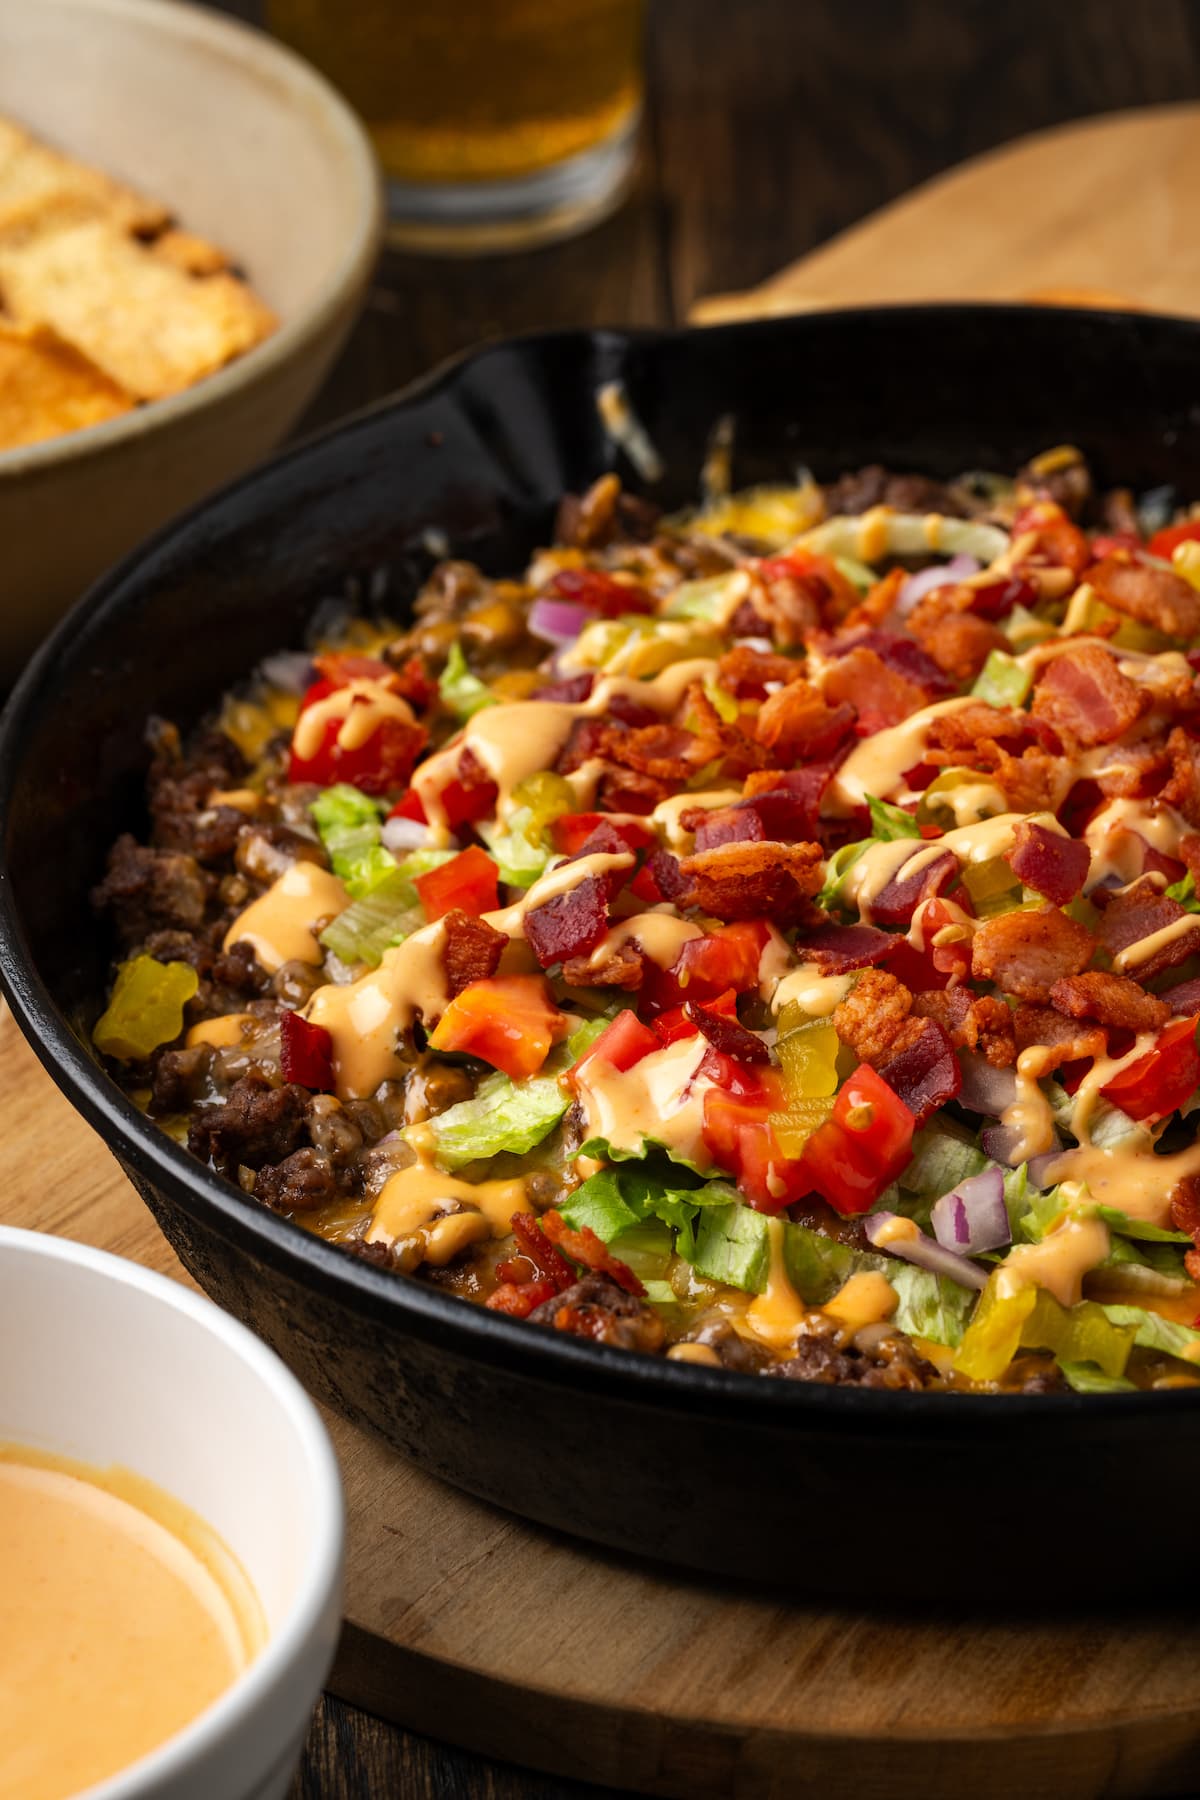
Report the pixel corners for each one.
[267,0,645,251]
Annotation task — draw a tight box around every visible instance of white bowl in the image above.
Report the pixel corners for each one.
[0,0,383,677]
[0,1225,344,1800]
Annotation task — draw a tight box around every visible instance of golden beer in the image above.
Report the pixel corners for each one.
[268,0,645,248]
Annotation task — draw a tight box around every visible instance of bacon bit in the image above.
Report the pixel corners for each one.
[683,1000,769,1064]
[1165,976,1200,1017]
[1090,551,1200,640]
[907,598,1007,684]
[1006,819,1090,905]
[385,654,437,710]
[441,909,507,997]
[833,968,920,1067]
[541,1209,646,1296]
[690,789,821,851]
[684,684,772,779]
[741,764,837,834]
[1171,1177,1200,1276]
[1095,876,1200,979]
[1092,739,1172,801]
[868,848,958,927]
[1031,643,1150,748]
[1010,501,1090,577]
[925,702,1060,761]
[912,989,1016,1068]
[755,550,860,643]
[552,813,656,858]
[605,721,718,783]
[716,644,806,699]
[791,922,896,974]
[1049,970,1169,1033]
[970,906,1094,1003]
[500,1211,575,1290]
[677,838,823,924]
[546,566,655,617]
[843,565,908,631]
[633,848,692,907]
[525,874,616,969]
[534,672,596,703]
[965,574,1039,621]
[754,681,856,762]
[1160,727,1200,829]
[562,938,645,990]
[486,1276,560,1318]
[822,639,952,731]
[875,1017,961,1127]
[1013,1004,1106,1063]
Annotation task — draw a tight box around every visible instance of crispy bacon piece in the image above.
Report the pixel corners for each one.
[499,1210,575,1290]
[683,684,773,780]
[1091,551,1200,640]
[562,939,645,990]
[1013,1004,1106,1063]
[1095,876,1200,981]
[1169,1176,1200,1284]
[970,906,1094,1002]
[716,644,806,698]
[741,765,837,835]
[1160,727,1200,829]
[912,988,1016,1068]
[822,639,952,732]
[790,922,895,973]
[534,672,596,703]
[833,968,922,1067]
[868,848,958,926]
[754,680,856,763]
[441,909,507,997]
[1165,976,1200,1017]
[683,1000,769,1064]
[677,838,823,924]
[1091,737,1172,800]
[876,1017,961,1127]
[1031,643,1150,747]
[1050,970,1170,1033]
[754,552,860,644]
[541,1210,646,1296]
[925,701,1056,759]
[1005,819,1091,905]
[486,1276,561,1318]
[907,590,1007,683]
[690,789,822,851]
[525,874,616,969]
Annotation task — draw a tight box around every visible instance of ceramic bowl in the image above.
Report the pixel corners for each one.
[0,0,382,679]
[0,1224,344,1800]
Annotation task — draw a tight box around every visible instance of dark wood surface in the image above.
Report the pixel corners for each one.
[205,1,1200,1793]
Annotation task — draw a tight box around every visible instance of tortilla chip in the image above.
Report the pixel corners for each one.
[0,116,168,241]
[0,217,277,400]
[0,318,133,450]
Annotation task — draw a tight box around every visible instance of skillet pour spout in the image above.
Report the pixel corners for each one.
[4,307,1200,1602]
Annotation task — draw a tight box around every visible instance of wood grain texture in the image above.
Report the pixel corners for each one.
[41,4,1200,1794]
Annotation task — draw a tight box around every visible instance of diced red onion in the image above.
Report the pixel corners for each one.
[980,1123,1025,1167]
[260,650,316,693]
[865,1212,989,1289]
[957,1052,1017,1117]
[895,554,981,617]
[1026,1149,1065,1190]
[930,1168,1010,1255]
[529,598,592,645]
[382,816,435,853]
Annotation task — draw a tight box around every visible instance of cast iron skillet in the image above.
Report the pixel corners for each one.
[3,307,1200,1604]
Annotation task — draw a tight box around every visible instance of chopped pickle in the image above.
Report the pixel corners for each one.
[960,855,1024,918]
[970,648,1032,709]
[916,767,1007,830]
[92,956,199,1062]
[956,1273,1138,1383]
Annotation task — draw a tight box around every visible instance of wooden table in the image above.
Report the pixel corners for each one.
[205,2,1200,1793]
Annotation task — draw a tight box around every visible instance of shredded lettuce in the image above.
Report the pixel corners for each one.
[866,794,922,841]
[479,818,555,889]
[318,846,457,967]
[1095,1206,1190,1244]
[783,1224,884,1305]
[888,1264,976,1347]
[438,642,496,721]
[1099,1303,1200,1364]
[899,1122,987,1198]
[814,840,869,914]
[310,784,393,897]
[1165,870,1200,913]
[688,1202,771,1294]
[422,1016,607,1171]
[1058,1360,1137,1394]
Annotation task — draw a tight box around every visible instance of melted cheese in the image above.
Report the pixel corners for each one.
[291,677,416,761]
[822,1270,898,1332]
[223,862,350,973]
[368,1162,528,1244]
[825,696,980,814]
[485,850,635,937]
[772,965,853,1018]
[303,921,449,1099]
[569,911,701,980]
[745,1217,808,1350]
[186,1012,256,1049]
[997,1215,1111,1307]
[576,1032,711,1163]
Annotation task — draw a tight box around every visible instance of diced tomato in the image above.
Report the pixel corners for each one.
[388,771,497,831]
[651,986,738,1048]
[279,1010,334,1091]
[550,812,657,858]
[546,568,655,617]
[1100,1015,1200,1123]
[797,1066,916,1217]
[648,920,770,1011]
[414,845,500,921]
[428,974,567,1080]
[883,898,970,992]
[288,673,427,795]
[568,1009,659,1088]
[1011,501,1089,576]
[1148,520,1200,561]
[1088,531,1142,561]
[701,1065,808,1212]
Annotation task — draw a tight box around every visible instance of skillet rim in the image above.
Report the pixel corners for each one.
[3,301,1199,1427]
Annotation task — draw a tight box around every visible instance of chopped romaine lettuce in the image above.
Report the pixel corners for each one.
[438,642,496,721]
[814,840,869,914]
[899,1122,987,1198]
[866,794,922,841]
[479,818,555,888]
[888,1264,975,1347]
[783,1223,884,1305]
[422,1016,607,1171]
[1095,1206,1190,1243]
[1057,1360,1137,1394]
[1098,1303,1200,1364]
[1165,870,1200,913]
[609,1219,675,1281]
[310,783,393,896]
[688,1202,770,1294]
[318,847,457,967]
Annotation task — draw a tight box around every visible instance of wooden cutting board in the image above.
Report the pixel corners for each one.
[692,105,1200,323]
[7,985,1200,1800]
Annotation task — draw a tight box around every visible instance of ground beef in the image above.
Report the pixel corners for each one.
[254,1147,343,1212]
[771,1329,937,1390]
[234,823,328,886]
[150,1044,212,1112]
[527,1272,666,1354]
[188,1069,308,1171]
[92,833,211,946]
[822,464,965,518]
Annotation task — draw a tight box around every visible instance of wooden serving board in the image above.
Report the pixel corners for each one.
[692,104,1200,324]
[7,991,1200,1800]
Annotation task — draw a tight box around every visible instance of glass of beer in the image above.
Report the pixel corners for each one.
[266,0,645,252]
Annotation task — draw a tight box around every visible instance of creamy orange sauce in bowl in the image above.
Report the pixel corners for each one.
[0,1226,343,1800]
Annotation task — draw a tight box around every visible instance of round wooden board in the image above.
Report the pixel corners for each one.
[4,1000,1200,1798]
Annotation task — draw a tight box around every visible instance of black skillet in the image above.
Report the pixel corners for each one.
[3,307,1199,1603]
